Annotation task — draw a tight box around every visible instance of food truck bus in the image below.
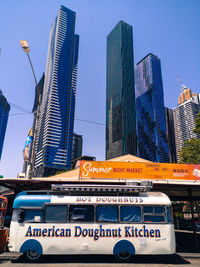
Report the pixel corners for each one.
[8,182,175,262]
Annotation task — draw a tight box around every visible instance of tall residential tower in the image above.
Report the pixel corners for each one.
[173,86,200,162]
[33,6,79,177]
[135,53,169,162]
[106,21,137,160]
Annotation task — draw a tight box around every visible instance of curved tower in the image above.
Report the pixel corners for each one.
[33,6,79,177]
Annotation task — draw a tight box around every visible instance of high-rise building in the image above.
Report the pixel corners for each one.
[32,73,45,113]
[22,74,45,177]
[71,133,83,162]
[173,87,200,162]
[178,86,192,105]
[165,107,176,163]
[0,90,10,160]
[106,21,137,160]
[135,53,169,162]
[33,6,79,177]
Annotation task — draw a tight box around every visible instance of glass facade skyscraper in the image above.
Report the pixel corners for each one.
[106,21,137,160]
[165,107,177,163]
[71,133,83,162]
[135,53,169,162]
[33,5,79,177]
[0,90,10,160]
[23,74,45,177]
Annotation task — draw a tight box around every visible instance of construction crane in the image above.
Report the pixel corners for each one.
[177,75,187,91]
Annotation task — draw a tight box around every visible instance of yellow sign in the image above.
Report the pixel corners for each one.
[79,161,200,181]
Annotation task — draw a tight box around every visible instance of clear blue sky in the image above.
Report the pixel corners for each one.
[0,0,200,177]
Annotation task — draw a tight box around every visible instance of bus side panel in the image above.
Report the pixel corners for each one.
[131,224,175,255]
[8,210,18,252]
[9,223,80,254]
[10,223,175,255]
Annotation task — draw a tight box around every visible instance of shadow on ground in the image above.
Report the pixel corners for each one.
[11,254,190,265]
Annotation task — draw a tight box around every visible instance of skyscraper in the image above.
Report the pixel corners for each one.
[173,87,200,162]
[71,133,83,162]
[23,74,45,177]
[106,21,137,160]
[0,90,10,160]
[135,53,169,162]
[33,5,79,177]
[165,107,176,163]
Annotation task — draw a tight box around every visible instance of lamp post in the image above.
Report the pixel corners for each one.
[20,40,41,179]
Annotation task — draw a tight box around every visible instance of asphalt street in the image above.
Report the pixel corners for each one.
[0,252,200,266]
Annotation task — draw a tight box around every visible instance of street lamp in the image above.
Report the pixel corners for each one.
[20,40,30,52]
[20,40,41,179]
[20,40,39,93]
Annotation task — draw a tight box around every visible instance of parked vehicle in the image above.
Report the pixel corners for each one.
[8,183,175,262]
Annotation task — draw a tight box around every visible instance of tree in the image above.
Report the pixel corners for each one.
[180,112,200,164]
[194,112,200,135]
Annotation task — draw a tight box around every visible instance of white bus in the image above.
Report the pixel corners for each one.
[8,183,175,262]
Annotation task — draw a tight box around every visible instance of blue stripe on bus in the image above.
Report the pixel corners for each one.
[13,195,51,208]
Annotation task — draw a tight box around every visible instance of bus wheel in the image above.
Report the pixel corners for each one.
[25,250,41,262]
[115,251,133,263]
[113,240,135,262]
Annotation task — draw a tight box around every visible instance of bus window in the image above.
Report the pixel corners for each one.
[96,205,118,222]
[45,205,67,223]
[166,206,173,222]
[120,206,141,222]
[69,205,94,222]
[155,206,164,214]
[144,215,165,223]
[143,206,165,223]
[22,209,43,223]
[143,206,153,213]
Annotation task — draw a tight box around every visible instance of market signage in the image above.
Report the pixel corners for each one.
[79,161,200,181]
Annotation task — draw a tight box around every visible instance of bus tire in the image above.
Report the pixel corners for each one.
[114,251,133,263]
[113,240,135,262]
[24,250,41,262]
[20,239,43,262]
